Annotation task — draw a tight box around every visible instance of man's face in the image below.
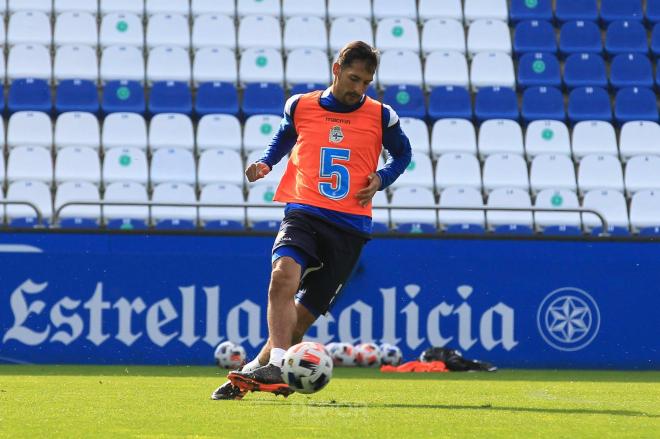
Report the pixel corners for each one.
[332,60,375,106]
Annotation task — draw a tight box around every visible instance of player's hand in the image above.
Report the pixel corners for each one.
[356,173,382,207]
[245,161,271,182]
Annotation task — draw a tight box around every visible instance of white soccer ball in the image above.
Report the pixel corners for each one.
[281,342,333,394]
[379,343,403,366]
[327,342,356,366]
[354,342,381,367]
[214,341,246,369]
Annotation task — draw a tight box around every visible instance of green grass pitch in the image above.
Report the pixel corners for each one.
[0,365,658,438]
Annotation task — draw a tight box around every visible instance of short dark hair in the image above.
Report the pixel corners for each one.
[336,41,380,73]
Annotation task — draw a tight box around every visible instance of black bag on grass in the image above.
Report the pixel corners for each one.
[419,347,497,372]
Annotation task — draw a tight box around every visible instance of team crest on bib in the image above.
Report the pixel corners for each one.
[329,126,344,144]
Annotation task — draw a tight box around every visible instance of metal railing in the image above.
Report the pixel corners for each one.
[0,201,44,226]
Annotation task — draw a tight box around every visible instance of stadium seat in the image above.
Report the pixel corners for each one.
[582,189,630,235]
[605,21,648,56]
[55,79,99,114]
[619,121,660,159]
[486,188,534,233]
[282,0,326,19]
[147,13,190,49]
[55,146,101,185]
[7,146,53,183]
[102,112,148,150]
[509,0,553,23]
[428,86,472,121]
[530,154,577,193]
[559,21,602,55]
[563,53,608,89]
[8,11,51,46]
[329,17,374,53]
[55,181,101,228]
[100,13,144,48]
[525,120,572,157]
[327,0,371,20]
[197,114,242,152]
[578,154,624,193]
[418,0,463,21]
[192,14,235,50]
[517,53,561,89]
[243,115,282,153]
[239,48,284,85]
[614,88,659,124]
[149,114,195,151]
[470,52,516,89]
[237,0,281,17]
[421,19,465,55]
[193,47,238,85]
[555,0,598,22]
[382,85,426,120]
[149,81,193,116]
[195,82,239,117]
[376,18,420,53]
[286,49,330,87]
[475,87,519,122]
[572,121,619,158]
[55,0,98,15]
[624,155,660,194]
[370,190,390,232]
[651,25,660,59]
[54,112,100,150]
[242,82,285,118]
[521,86,566,122]
[147,46,191,84]
[389,153,434,191]
[283,16,328,52]
[648,0,660,25]
[378,50,423,88]
[514,20,556,55]
[7,111,52,149]
[247,183,284,231]
[567,87,612,123]
[629,190,660,232]
[610,54,653,89]
[7,79,52,114]
[100,46,145,83]
[290,83,326,95]
[534,189,582,233]
[200,183,246,231]
[390,187,437,233]
[103,182,149,230]
[7,44,51,82]
[478,119,524,157]
[424,51,469,89]
[464,0,508,22]
[151,183,197,229]
[198,149,244,187]
[150,148,196,186]
[54,45,98,83]
[103,147,149,185]
[434,153,481,191]
[482,153,530,192]
[192,0,235,16]
[400,118,430,155]
[467,19,511,55]
[437,186,485,231]
[146,0,190,16]
[238,15,281,51]
[100,0,144,16]
[600,0,643,23]
[102,80,146,115]
[6,180,53,226]
[373,0,416,20]
[54,12,98,47]
[431,119,477,157]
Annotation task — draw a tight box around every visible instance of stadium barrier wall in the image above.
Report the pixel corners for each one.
[0,232,657,369]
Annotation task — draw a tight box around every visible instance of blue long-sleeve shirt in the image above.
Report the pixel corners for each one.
[257,88,412,235]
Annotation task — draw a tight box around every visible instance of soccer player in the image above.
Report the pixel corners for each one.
[212,41,412,400]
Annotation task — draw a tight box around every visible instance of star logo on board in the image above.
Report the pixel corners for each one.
[329,126,344,144]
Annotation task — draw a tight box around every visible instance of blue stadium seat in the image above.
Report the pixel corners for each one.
[651,25,660,59]
[8,78,52,114]
[591,226,630,236]
[371,222,389,233]
[614,87,659,123]
[517,52,561,88]
[155,219,197,230]
[600,0,643,23]
[648,0,660,25]
[242,82,285,118]
[493,225,535,235]
[252,220,281,231]
[445,224,486,234]
[638,226,660,236]
[509,0,553,23]
[60,218,100,229]
[106,219,149,231]
[148,81,193,116]
[567,87,612,123]
[365,85,378,100]
[428,86,472,121]
[204,220,245,231]
[521,86,565,122]
[563,53,608,89]
[382,85,426,119]
[513,20,557,55]
[396,223,437,234]
[56,80,100,114]
[555,0,598,22]
[474,87,519,122]
[542,225,583,236]
[609,54,654,89]
[559,21,602,55]
[290,83,326,95]
[605,21,648,55]
[195,82,239,117]
[102,80,146,115]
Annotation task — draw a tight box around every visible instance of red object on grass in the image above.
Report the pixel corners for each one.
[380,360,449,373]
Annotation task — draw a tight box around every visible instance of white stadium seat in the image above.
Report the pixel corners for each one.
[193,14,236,50]
[431,118,477,157]
[630,190,660,230]
[534,189,582,229]
[103,147,149,185]
[478,119,524,157]
[147,46,191,84]
[390,186,437,229]
[147,13,190,49]
[192,0,235,17]
[577,155,624,194]
[390,152,434,190]
[197,114,242,152]
[55,0,98,15]
[240,48,284,85]
[7,44,51,81]
[470,52,516,89]
[55,146,101,185]
[435,153,482,191]
[464,0,509,23]
[198,149,244,187]
[54,45,99,82]
[152,183,197,223]
[467,19,511,56]
[378,50,423,88]
[282,0,326,18]
[54,12,98,47]
[7,146,53,184]
[438,186,485,228]
[482,153,529,192]
[100,0,144,16]
[371,190,390,229]
[200,183,246,226]
[101,45,145,83]
[571,121,618,159]
[422,19,466,55]
[284,16,328,52]
[247,183,285,226]
[376,18,420,53]
[146,0,190,16]
[103,113,148,150]
[419,0,463,21]
[237,0,281,18]
[103,182,149,223]
[582,189,629,231]
[246,150,288,186]
[244,115,282,153]
[100,13,144,48]
[525,120,571,158]
[328,0,371,20]
[6,180,53,221]
[330,17,374,53]
[286,49,330,87]
[424,51,469,89]
[487,188,533,229]
[529,154,577,193]
[150,148,196,186]
[373,0,417,20]
[624,155,660,194]
[149,114,195,151]
[238,15,282,51]
[55,112,100,150]
[7,111,52,149]
[399,118,430,154]
[193,47,238,85]
[619,121,660,160]
[9,0,51,13]
[8,11,51,46]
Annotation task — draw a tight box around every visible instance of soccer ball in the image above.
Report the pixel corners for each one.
[214,341,246,369]
[380,343,403,366]
[354,342,381,367]
[327,342,356,366]
[281,342,333,394]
